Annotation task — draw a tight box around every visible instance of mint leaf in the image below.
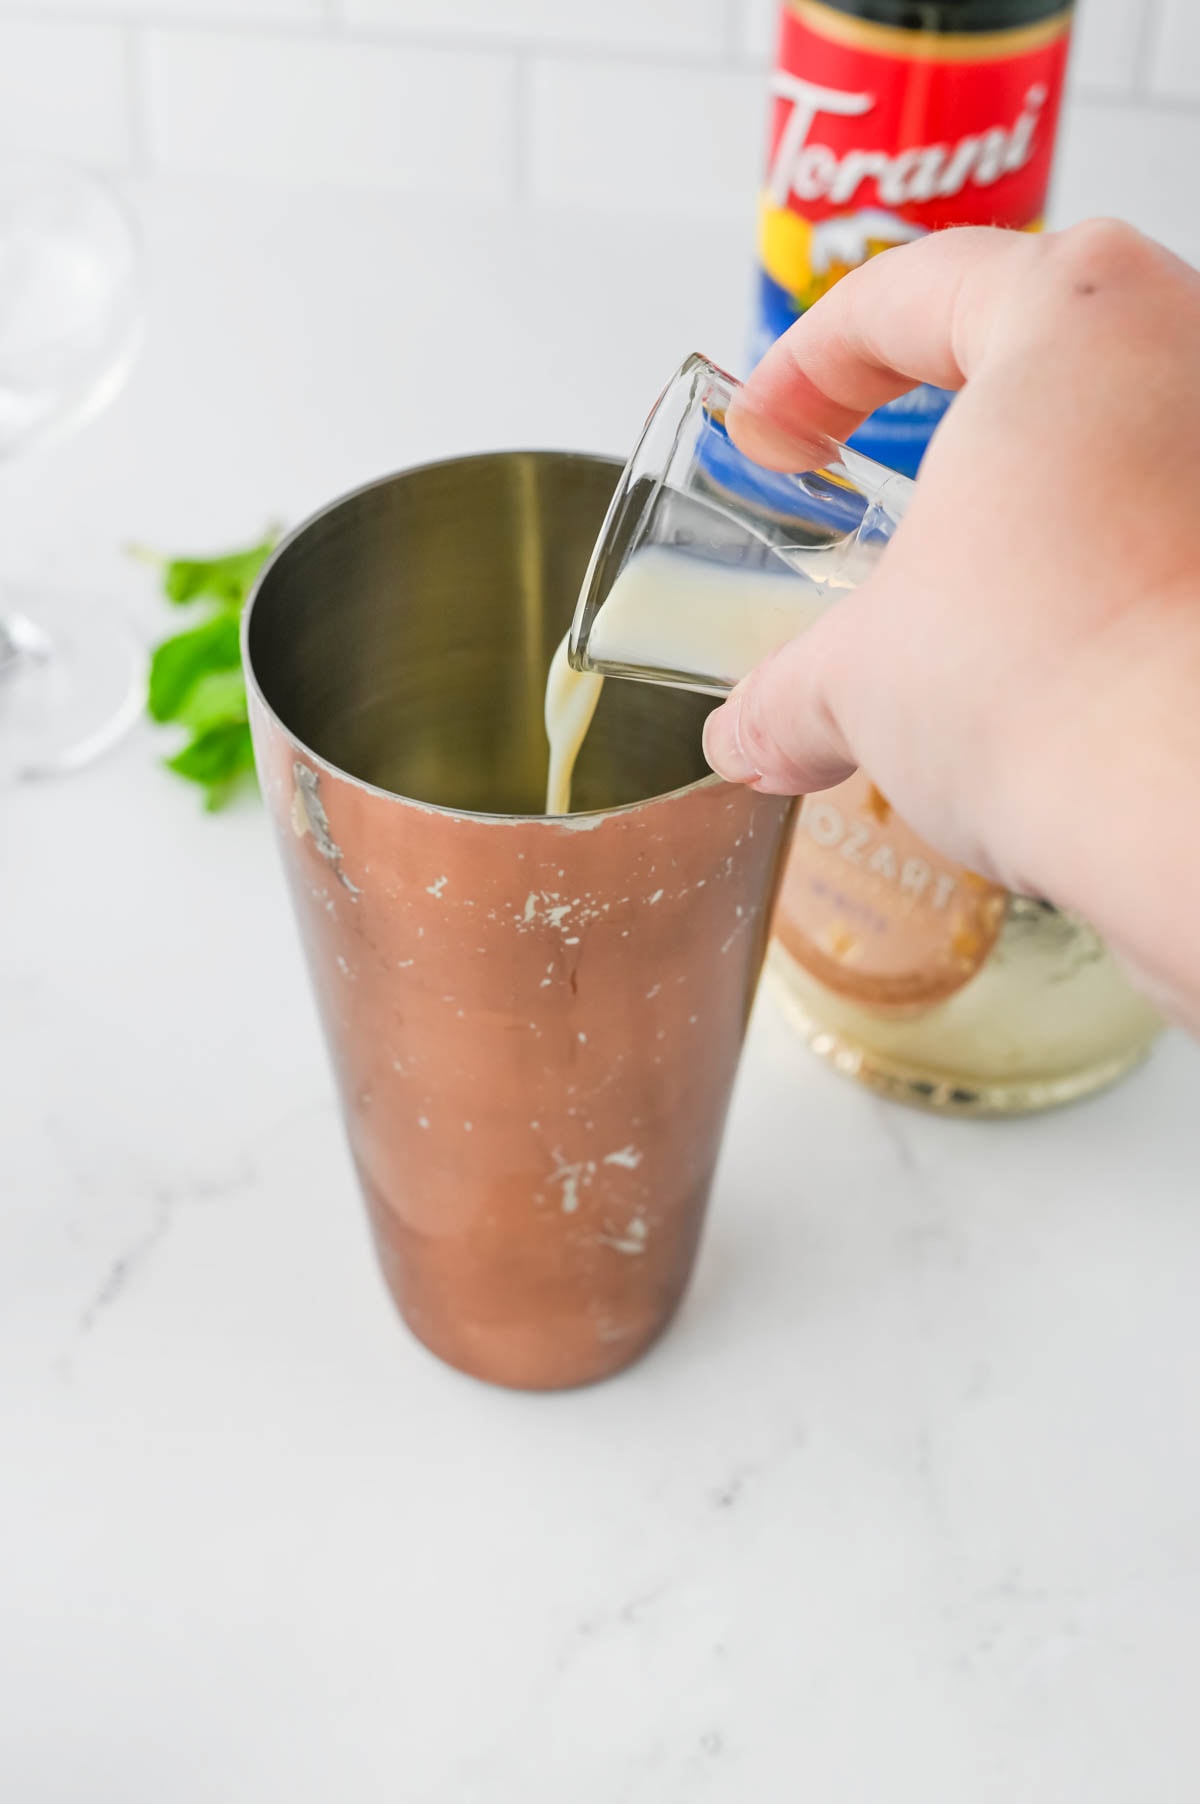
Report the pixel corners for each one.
[161,536,278,609]
[176,667,248,734]
[140,527,280,813]
[165,719,256,811]
[147,611,242,723]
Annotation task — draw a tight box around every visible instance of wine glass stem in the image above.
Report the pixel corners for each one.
[0,610,53,677]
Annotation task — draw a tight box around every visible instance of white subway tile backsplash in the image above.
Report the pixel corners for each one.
[0,0,323,18]
[1149,0,1200,102]
[1054,94,1200,261]
[738,0,779,64]
[1069,0,1144,96]
[530,55,765,216]
[0,20,133,167]
[144,29,516,193]
[339,0,727,56]
[0,0,1194,262]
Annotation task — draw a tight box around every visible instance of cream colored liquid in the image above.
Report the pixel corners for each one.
[543,635,604,817]
[544,546,826,814]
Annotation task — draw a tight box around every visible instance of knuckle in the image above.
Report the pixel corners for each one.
[738,654,815,790]
[1051,216,1155,287]
[735,674,780,773]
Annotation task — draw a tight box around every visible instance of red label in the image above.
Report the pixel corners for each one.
[760,1,1071,307]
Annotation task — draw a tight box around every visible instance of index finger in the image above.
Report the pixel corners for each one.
[728,224,1040,469]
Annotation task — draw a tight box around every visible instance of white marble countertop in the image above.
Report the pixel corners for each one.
[4,179,1200,1803]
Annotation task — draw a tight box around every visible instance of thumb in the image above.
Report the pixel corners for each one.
[701,604,861,796]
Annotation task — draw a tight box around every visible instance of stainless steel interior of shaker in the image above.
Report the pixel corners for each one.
[245,450,717,817]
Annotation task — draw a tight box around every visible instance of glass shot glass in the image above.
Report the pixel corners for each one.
[568,353,915,697]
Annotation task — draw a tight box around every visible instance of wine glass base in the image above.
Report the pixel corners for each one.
[0,588,144,783]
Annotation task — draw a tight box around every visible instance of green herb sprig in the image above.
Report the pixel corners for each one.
[138,531,279,811]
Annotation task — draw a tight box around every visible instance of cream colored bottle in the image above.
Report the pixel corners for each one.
[768,777,1161,1115]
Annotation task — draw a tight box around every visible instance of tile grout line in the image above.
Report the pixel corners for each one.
[1130,0,1164,99]
[122,21,150,174]
[512,49,532,204]
[1067,83,1200,121]
[0,7,732,69]
[0,5,710,57]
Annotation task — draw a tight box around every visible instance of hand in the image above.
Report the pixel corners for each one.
[702,221,1200,1030]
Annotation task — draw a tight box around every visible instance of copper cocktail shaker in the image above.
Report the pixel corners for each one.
[243,453,793,1389]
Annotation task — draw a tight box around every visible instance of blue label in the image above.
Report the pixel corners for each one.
[751,268,950,481]
[695,413,870,537]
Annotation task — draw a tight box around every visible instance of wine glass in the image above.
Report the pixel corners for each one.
[0,149,142,781]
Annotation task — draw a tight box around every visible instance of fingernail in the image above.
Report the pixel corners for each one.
[703,692,760,785]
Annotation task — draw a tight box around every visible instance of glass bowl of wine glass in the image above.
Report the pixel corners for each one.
[0,148,143,781]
